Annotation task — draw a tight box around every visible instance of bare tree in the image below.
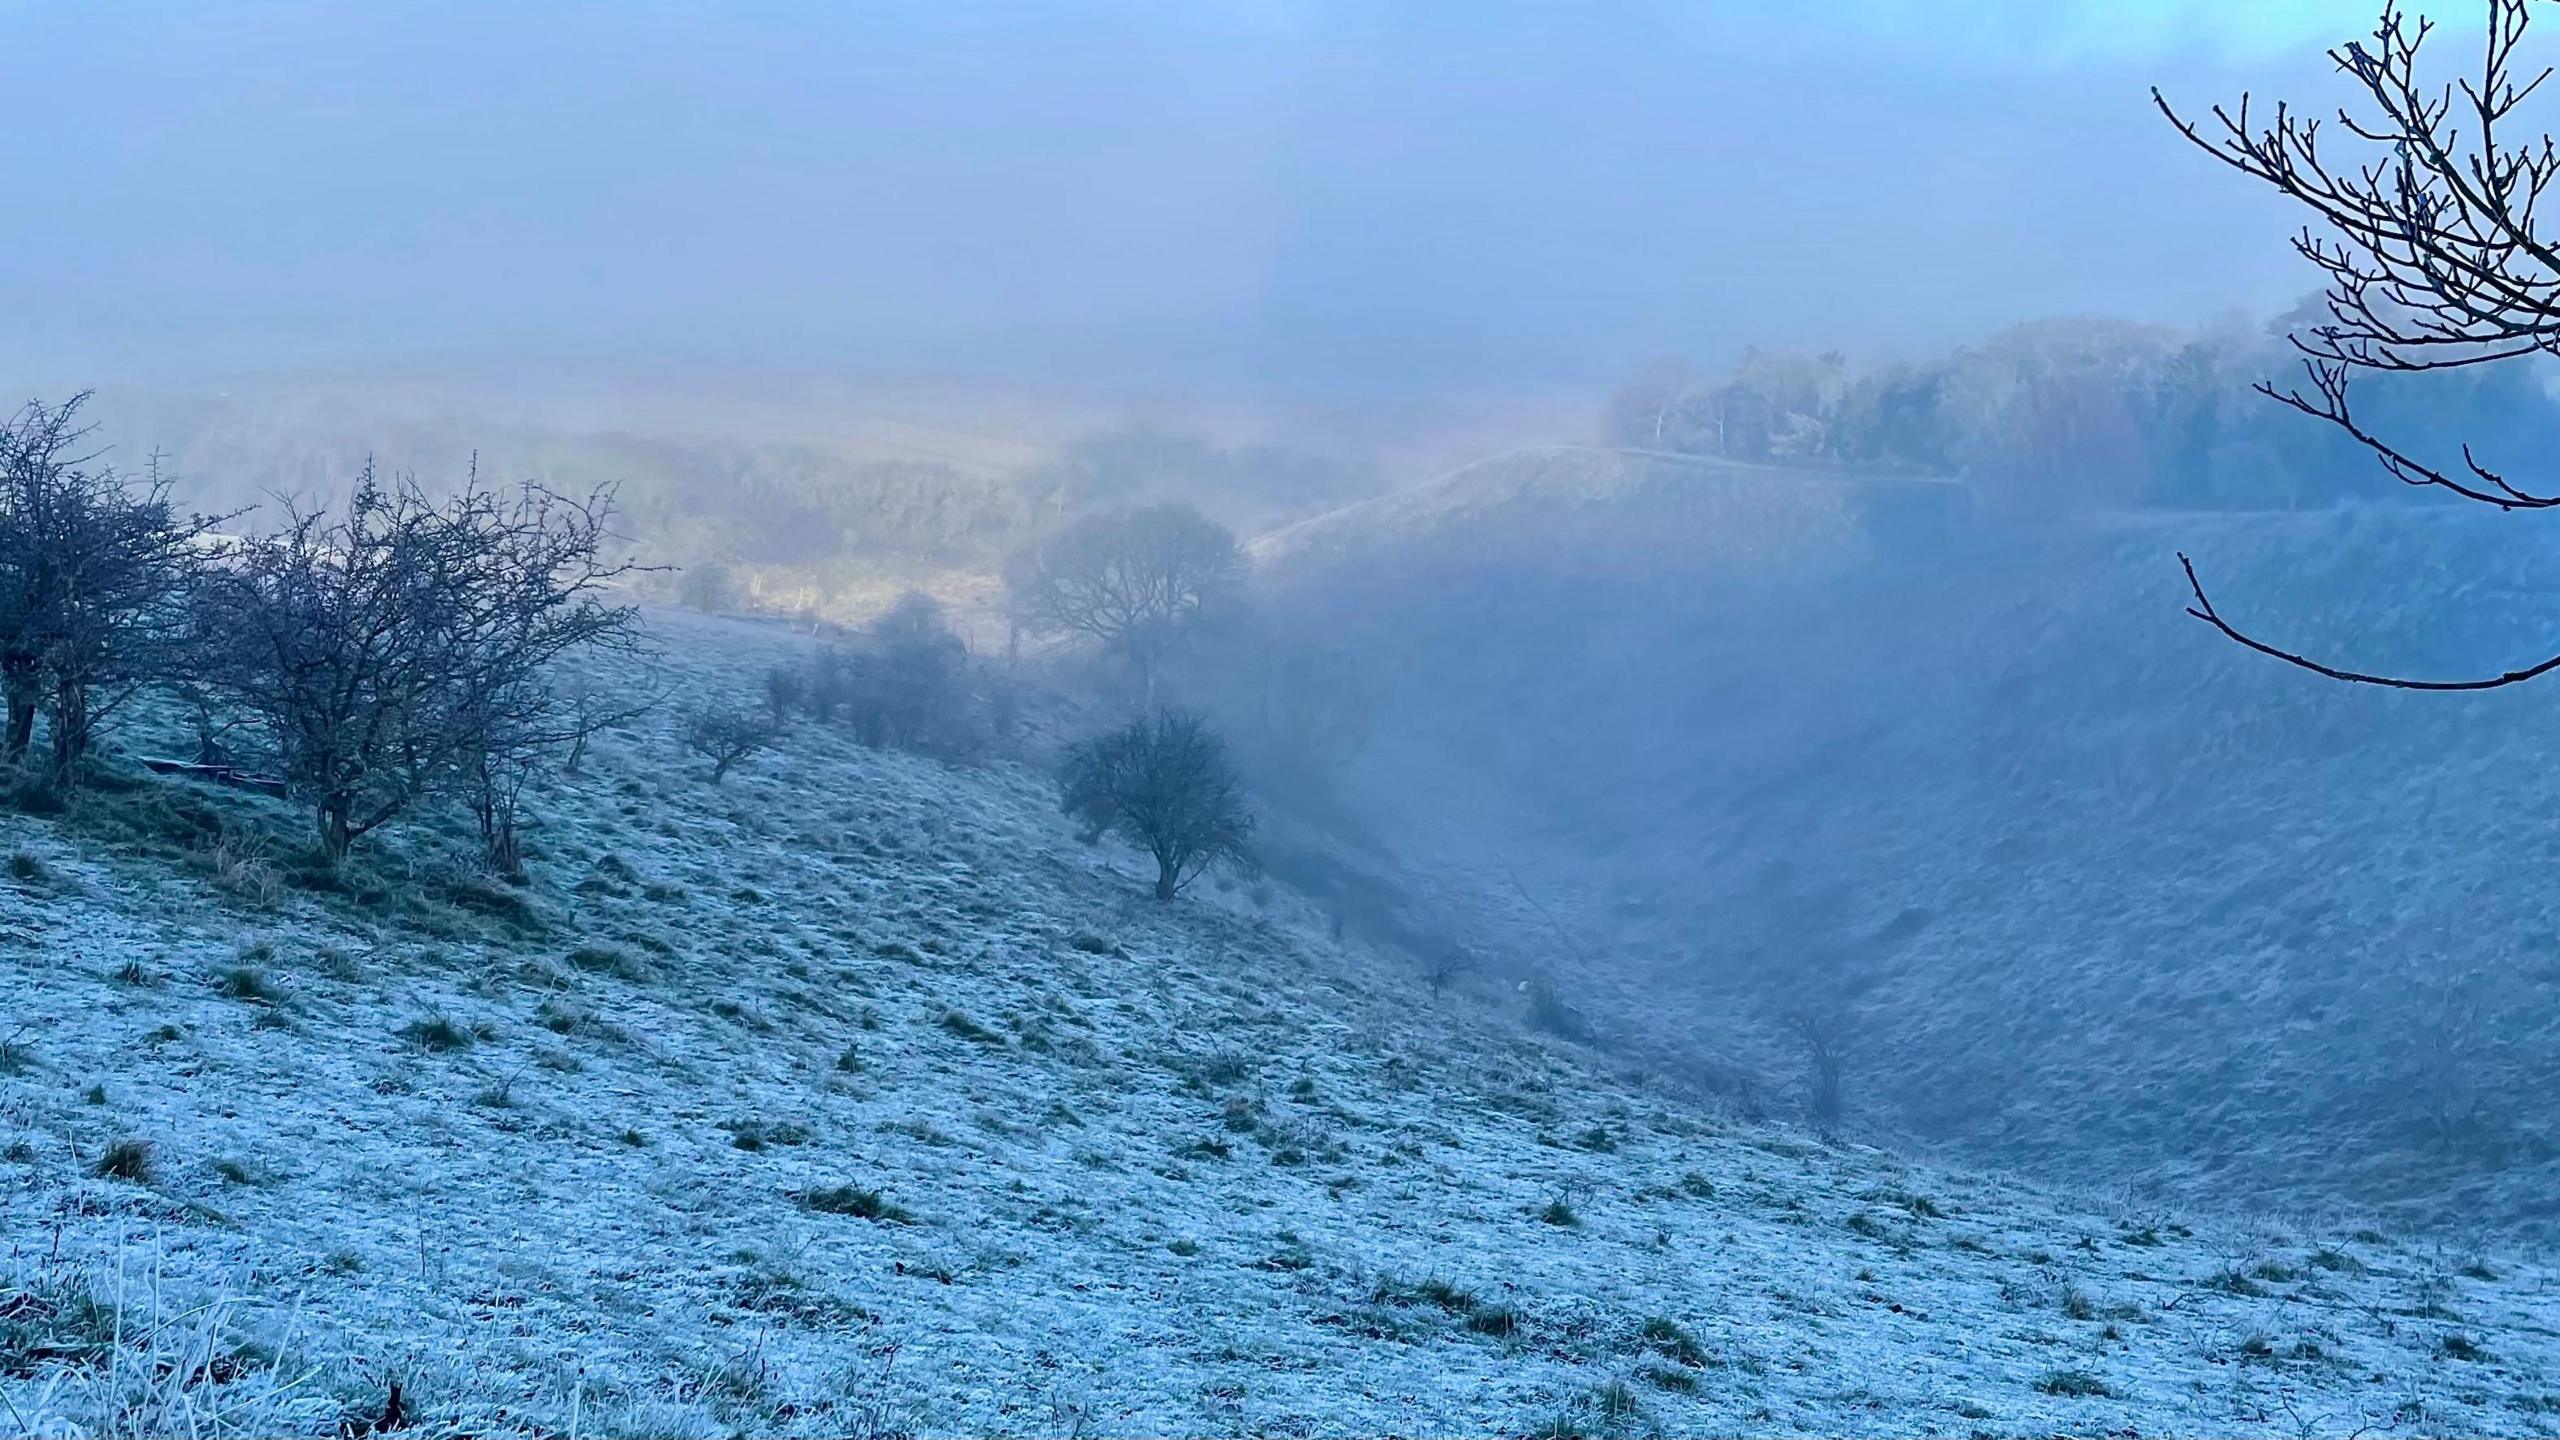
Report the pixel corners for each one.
[1059,707,1256,900]
[1006,503,1243,703]
[683,703,777,783]
[2160,0,2560,687]
[0,395,226,783]
[194,465,642,861]
[1784,1009,1847,1130]
[458,676,654,877]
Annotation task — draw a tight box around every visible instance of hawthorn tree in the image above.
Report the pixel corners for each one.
[0,393,225,784]
[1059,707,1255,901]
[682,703,776,783]
[195,465,642,861]
[2160,0,2560,687]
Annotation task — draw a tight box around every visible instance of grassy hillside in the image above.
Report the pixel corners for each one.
[7,610,2555,1435]
[1255,446,2560,1238]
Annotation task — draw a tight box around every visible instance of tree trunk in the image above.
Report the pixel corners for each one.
[317,796,353,863]
[486,818,523,880]
[1,700,31,765]
[2,656,37,763]
[46,682,89,787]
[1154,858,1178,901]
[474,790,525,879]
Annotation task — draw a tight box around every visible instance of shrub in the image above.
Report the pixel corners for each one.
[191,466,640,861]
[682,704,778,784]
[849,593,981,757]
[0,395,227,784]
[1058,708,1255,901]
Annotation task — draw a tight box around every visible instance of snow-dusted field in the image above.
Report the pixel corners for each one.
[6,610,2560,1438]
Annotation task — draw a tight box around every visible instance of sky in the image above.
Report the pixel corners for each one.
[0,1,2486,402]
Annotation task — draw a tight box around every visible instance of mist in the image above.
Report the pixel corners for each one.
[10,2,2560,1435]
[5,1,2356,400]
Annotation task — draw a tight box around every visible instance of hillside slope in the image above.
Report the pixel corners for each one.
[7,611,2557,1436]
[1253,445,2560,1238]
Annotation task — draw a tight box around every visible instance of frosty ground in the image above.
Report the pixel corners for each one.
[5,610,2559,1438]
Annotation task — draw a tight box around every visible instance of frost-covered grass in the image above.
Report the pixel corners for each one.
[5,608,2560,1436]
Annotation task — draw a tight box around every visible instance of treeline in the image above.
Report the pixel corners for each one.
[1608,311,2560,512]
[613,427,1372,612]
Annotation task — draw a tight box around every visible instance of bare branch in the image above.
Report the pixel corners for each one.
[2178,552,2560,690]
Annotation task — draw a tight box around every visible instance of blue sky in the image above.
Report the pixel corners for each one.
[0,1,2476,399]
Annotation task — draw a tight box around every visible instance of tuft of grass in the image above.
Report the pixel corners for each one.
[93,1137,154,1183]
[565,944,648,981]
[1539,1199,1581,1228]
[1464,1304,1522,1338]
[2442,1333,2490,1362]
[2208,1267,2267,1298]
[2037,1368,2112,1398]
[1862,1184,1945,1219]
[1417,1278,1478,1313]
[7,850,50,885]
[796,1184,912,1223]
[725,1118,811,1152]
[217,964,274,1003]
[1638,1317,1709,1367]
[938,1009,1005,1046]
[400,1013,473,1052]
